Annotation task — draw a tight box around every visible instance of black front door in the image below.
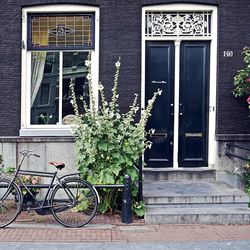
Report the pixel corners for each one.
[145,41,210,168]
[145,41,175,167]
[178,41,210,167]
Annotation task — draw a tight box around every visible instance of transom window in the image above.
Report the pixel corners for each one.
[21,6,99,136]
[28,14,94,50]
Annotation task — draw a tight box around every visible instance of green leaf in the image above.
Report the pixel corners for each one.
[70,57,160,215]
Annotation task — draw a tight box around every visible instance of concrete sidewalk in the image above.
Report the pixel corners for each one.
[0,212,250,243]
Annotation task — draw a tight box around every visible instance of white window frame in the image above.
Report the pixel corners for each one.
[142,4,218,168]
[20,5,99,136]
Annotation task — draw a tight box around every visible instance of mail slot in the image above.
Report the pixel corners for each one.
[185,133,203,138]
[150,132,168,138]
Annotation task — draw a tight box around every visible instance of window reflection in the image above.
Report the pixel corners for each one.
[30,51,89,125]
[31,52,59,124]
[62,52,89,124]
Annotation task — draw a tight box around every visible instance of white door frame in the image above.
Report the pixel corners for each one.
[141,4,218,168]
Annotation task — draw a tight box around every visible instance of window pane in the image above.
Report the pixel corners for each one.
[30,52,59,124]
[29,15,94,49]
[62,52,89,124]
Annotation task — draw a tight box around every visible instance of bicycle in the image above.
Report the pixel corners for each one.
[0,150,99,228]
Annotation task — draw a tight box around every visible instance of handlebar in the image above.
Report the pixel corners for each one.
[20,150,40,158]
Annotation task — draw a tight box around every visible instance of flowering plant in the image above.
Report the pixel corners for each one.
[39,114,53,124]
[232,47,250,108]
[0,162,41,199]
[70,56,161,215]
[19,175,41,196]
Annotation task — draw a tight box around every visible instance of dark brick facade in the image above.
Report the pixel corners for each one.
[0,0,249,136]
[217,0,250,134]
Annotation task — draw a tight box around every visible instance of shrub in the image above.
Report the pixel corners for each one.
[233,47,250,108]
[70,56,161,215]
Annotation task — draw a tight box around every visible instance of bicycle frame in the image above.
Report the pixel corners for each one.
[15,169,58,211]
[4,151,80,212]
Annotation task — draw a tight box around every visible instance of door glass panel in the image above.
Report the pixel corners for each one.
[30,52,59,124]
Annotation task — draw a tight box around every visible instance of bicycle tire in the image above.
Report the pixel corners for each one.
[0,178,22,228]
[50,177,98,228]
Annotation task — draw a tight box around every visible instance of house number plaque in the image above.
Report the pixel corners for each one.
[223,51,234,57]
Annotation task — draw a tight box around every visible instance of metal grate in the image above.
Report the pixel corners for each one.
[145,11,211,37]
[29,14,94,50]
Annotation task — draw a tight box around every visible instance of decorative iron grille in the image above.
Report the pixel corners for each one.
[145,11,212,37]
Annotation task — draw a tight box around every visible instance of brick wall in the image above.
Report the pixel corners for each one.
[217,0,250,135]
[0,0,249,136]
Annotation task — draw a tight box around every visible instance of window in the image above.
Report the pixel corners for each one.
[28,14,94,50]
[21,5,99,136]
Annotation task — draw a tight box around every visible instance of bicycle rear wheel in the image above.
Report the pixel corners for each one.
[0,178,22,227]
[51,177,98,228]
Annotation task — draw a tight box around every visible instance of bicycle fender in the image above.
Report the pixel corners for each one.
[58,173,80,181]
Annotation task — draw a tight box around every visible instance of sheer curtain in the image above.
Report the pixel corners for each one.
[31,52,47,107]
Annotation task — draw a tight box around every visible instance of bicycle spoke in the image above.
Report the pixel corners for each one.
[51,178,98,227]
[0,179,22,227]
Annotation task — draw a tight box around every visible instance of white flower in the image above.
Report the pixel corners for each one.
[148,99,153,105]
[86,73,92,81]
[115,61,121,68]
[49,115,53,119]
[98,84,104,91]
[157,89,163,96]
[148,142,153,149]
[85,60,91,67]
[150,129,155,134]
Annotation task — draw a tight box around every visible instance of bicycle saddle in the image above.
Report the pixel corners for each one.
[49,161,65,170]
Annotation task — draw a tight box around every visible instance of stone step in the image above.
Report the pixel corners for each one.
[144,180,250,224]
[145,207,250,225]
[146,202,248,208]
[143,168,216,182]
[143,181,249,207]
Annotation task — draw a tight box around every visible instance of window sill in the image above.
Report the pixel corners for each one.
[20,128,73,137]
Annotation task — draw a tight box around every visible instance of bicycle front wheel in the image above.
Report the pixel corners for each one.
[51,177,98,228]
[0,178,22,227]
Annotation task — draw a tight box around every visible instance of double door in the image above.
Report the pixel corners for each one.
[145,41,210,168]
